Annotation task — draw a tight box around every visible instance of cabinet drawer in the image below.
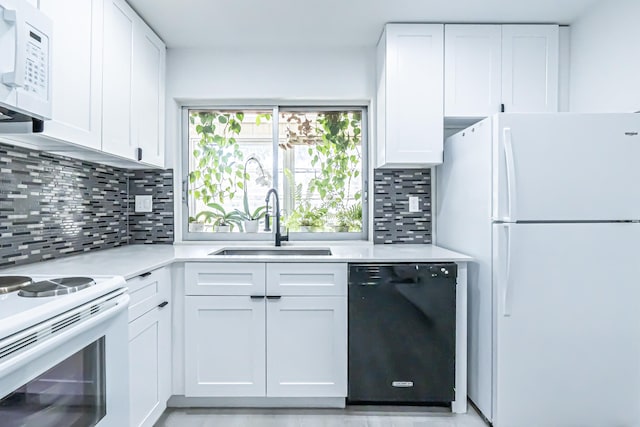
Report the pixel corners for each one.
[185,263,266,296]
[127,267,170,322]
[266,263,347,296]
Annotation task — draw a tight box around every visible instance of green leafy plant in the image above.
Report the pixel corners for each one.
[280,111,362,232]
[333,202,362,232]
[239,205,266,222]
[189,111,272,206]
[195,203,244,231]
[286,202,327,231]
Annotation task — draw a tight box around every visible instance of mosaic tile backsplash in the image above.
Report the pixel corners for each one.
[373,169,432,244]
[127,170,174,244]
[0,143,174,268]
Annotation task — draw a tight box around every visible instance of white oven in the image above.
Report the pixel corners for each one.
[0,278,129,427]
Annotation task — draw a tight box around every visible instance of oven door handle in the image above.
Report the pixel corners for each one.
[0,293,130,379]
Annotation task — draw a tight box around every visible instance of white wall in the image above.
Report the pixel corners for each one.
[569,0,640,112]
[165,47,375,240]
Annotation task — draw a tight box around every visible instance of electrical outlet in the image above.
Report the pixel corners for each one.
[135,195,153,213]
[409,196,420,213]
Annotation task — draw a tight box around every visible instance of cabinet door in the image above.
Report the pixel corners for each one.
[266,263,347,297]
[102,0,135,160]
[129,302,171,427]
[501,25,559,113]
[39,0,102,150]
[382,24,444,166]
[185,296,266,397]
[185,262,265,296]
[127,266,171,323]
[266,296,347,397]
[444,25,502,118]
[132,23,165,167]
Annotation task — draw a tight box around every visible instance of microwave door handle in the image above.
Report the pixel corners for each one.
[503,128,517,222]
[1,4,26,88]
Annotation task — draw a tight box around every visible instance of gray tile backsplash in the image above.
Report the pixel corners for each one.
[126,170,174,244]
[0,143,174,269]
[373,169,432,244]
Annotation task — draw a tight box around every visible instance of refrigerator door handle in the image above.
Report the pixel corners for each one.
[503,128,517,222]
[502,223,513,317]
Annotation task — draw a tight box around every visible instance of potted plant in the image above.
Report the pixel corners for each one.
[188,216,206,232]
[195,203,244,232]
[239,205,266,233]
[286,202,326,232]
[333,202,362,232]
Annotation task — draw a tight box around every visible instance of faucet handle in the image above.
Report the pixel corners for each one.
[264,212,271,232]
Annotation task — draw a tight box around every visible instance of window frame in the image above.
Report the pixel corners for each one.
[181,104,369,242]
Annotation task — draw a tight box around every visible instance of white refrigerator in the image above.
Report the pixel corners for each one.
[437,113,640,427]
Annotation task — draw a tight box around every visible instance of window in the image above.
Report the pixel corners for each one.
[183,106,367,240]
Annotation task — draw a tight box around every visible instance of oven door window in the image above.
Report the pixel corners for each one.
[0,337,106,427]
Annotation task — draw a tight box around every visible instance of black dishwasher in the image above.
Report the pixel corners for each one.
[347,263,457,406]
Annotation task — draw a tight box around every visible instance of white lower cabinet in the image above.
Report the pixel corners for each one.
[266,296,347,397]
[184,262,348,399]
[127,268,171,427]
[184,296,266,397]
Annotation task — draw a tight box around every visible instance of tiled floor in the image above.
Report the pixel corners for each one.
[155,405,489,427]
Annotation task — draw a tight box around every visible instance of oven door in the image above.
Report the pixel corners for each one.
[0,292,129,427]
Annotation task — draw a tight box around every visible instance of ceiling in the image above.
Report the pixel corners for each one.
[127,0,600,49]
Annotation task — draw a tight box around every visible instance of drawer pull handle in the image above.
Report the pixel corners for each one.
[158,301,169,308]
[250,295,265,300]
[139,272,152,278]
[266,295,282,300]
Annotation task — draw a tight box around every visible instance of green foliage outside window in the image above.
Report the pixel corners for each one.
[188,109,363,233]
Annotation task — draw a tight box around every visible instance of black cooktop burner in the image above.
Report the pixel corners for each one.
[0,276,33,294]
[18,277,96,298]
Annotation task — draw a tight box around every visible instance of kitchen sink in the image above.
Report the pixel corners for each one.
[209,247,332,256]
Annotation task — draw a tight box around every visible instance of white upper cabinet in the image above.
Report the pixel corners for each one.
[501,25,559,113]
[132,23,166,167]
[444,25,502,118]
[444,24,560,118]
[102,0,135,160]
[38,0,103,149]
[102,0,166,167]
[376,24,444,168]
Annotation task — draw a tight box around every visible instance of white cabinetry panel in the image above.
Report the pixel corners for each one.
[377,24,444,167]
[501,25,559,113]
[185,262,266,296]
[102,0,134,159]
[132,24,166,167]
[266,263,346,296]
[39,0,103,149]
[184,296,266,397]
[129,302,170,427]
[266,296,347,397]
[444,25,502,118]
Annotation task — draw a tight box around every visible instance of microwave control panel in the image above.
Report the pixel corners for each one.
[23,24,49,100]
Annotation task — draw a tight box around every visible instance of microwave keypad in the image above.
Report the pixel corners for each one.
[23,25,48,99]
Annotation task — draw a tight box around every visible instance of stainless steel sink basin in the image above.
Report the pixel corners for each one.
[210,247,332,256]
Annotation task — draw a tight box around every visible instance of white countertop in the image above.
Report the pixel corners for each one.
[3,243,472,280]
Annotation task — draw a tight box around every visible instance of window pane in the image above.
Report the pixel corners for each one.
[279,110,363,233]
[188,110,273,233]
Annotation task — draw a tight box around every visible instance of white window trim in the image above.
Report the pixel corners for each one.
[180,104,369,242]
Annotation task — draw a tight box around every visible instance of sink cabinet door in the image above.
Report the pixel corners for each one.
[185,262,266,296]
[266,296,347,397]
[266,263,347,297]
[184,296,266,397]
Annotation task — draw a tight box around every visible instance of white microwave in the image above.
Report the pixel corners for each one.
[0,0,52,133]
